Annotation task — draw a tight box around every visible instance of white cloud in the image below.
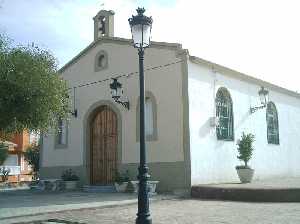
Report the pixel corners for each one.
[146,0,300,91]
[1,0,299,91]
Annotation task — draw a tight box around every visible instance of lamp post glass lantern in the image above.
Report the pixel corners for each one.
[110,78,122,100]
[129,7,153,224]
[258,86,269,105]
[109,78,130,110]
[129,7,153,49]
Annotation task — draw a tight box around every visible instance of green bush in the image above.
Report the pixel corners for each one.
[115,170,130,184]
[61,169,79,181]
[0,143,8,165]
[24,145,39,180]
[24,145,39,173]
[236,132,255,169]
[0,167,10,182]
[0,34,69,135]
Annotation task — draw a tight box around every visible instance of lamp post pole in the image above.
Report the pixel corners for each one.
[136,47,152,224]
[128,8,153,224]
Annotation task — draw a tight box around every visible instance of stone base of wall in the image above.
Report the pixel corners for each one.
[40,166,87,186]
[40,161,190,193]
[120,161,189,193]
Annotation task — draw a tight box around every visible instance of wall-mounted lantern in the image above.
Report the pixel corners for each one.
[110,78,130,110]
[250,86,269,113]
[70,109,78,118]
[68,87,78,118]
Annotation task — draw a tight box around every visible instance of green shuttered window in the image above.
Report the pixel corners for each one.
[216,88,234,141]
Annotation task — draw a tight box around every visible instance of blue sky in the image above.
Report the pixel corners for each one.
[0,0,177,66]
[1,0,300,92]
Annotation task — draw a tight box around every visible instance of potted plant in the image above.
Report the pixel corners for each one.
[0,167,10,183]
[114,170,130,192]
[236,132,255,183]
[24,145,40,181]
[61,169,79,190]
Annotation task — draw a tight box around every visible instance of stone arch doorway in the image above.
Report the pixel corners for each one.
[90,105,118,185]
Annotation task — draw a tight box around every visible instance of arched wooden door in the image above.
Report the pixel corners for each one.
[90,105,118,185]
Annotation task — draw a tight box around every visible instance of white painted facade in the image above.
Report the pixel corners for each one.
[188,58,300,185]
[41,10,300,190]
[42,42,185,165]
[40,35,189,192]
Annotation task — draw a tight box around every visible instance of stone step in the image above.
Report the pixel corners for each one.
[82,185,116,193]
[191,185,300,202]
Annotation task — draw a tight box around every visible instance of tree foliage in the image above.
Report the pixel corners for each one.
[0,34,69,135]
[24,145,40,173]
[236,132,255,168]
[0,143,8,165]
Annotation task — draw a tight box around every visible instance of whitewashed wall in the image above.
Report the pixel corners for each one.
[42,41,184,167]
[188,60,300,185]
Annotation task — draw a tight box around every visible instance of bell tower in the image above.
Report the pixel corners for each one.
[93,10,115,40]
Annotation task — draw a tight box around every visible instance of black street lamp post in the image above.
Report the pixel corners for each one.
[129,7,153,224]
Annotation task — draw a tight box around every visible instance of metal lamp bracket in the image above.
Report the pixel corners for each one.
[113,99,130,110]
[250,104,266,114]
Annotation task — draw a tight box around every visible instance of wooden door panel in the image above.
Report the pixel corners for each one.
[91,106,117,185]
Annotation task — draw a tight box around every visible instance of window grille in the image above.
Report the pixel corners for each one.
[216,88,234,140]
[266,102,279,144]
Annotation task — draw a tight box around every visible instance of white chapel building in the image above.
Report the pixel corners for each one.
[40,10,300,192]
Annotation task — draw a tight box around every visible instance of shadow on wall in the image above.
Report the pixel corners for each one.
[235,110,251,131]
[197,119,228,148]
[198,119,211,138]
[197,111,251,147]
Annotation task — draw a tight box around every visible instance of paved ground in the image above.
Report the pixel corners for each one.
[0,190,173,220]
[2,178,300,224]
[3,198,300,224]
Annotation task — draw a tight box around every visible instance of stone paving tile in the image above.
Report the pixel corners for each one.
[3,199,300,224]
[0,190,175,220]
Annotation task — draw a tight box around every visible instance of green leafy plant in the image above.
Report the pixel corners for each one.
[236,132,255,169]
[0,143,8,165]
[24,145,40,180]
[0,34,69,136]
[61,169,79,181]
[0,167,10,182]
[115,170,130,184]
